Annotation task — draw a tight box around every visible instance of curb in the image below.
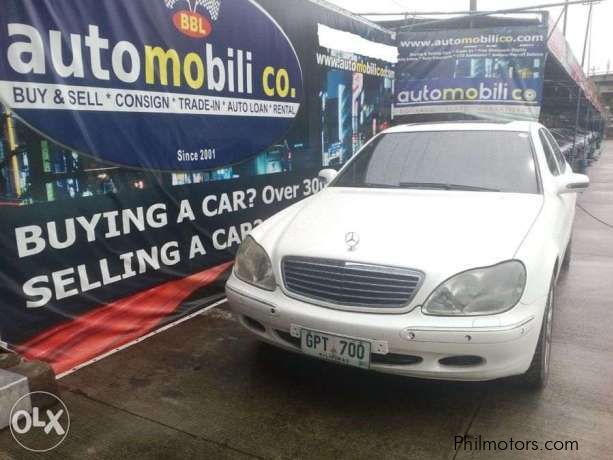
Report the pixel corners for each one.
[0,353,57,430]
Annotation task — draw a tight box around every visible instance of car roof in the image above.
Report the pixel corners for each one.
[384,120,536,134]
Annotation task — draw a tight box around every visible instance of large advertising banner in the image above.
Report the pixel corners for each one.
[395,26,547,120]
[0,0,303,171]
[0,0,395,374]
[1,172,322,373]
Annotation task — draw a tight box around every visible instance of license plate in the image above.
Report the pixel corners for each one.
[300,329,370,369]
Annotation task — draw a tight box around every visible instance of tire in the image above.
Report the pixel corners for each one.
[521,276,555,389]
[561,239,572,272]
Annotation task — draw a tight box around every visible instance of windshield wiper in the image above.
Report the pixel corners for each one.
[398,182,500,192]
[360,182,403,189]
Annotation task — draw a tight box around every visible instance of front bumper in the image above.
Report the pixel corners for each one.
[226,275,547,381]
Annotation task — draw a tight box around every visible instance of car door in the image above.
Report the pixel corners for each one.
[545,129,577,239]
[540,129,575,251]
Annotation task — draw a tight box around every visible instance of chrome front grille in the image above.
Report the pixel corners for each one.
[282,256,423,309]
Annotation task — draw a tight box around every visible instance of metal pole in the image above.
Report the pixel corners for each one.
[581,4,593,69]
[586,11,593,74]
[547,8,566,42]
[562,0,569,35]
[571,2,594,167]
[469,0,477,28]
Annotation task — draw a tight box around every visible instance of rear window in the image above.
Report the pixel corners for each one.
[332,130,539,194]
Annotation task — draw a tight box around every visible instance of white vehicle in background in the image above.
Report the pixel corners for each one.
[226,121,589,388]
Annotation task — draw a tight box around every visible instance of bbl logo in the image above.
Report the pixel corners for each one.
[10,392,70,452]
[166,0,221,38]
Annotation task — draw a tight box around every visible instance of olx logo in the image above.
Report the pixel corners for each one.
[10,391,70,452]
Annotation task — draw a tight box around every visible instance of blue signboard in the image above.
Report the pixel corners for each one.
[395,26,547,120]
[0,0,303,170]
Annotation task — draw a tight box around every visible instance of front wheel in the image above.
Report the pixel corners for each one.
[521,276,555,389]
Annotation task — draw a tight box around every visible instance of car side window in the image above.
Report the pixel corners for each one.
[539,129,560,176]
[543,129,567,173]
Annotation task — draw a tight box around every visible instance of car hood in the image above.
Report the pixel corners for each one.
[262,187,543,285]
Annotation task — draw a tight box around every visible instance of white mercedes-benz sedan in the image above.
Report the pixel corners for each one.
[226,121,589,388]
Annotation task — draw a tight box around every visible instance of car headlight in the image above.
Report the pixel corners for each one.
[422,261,526,316]
[234,236,276,291]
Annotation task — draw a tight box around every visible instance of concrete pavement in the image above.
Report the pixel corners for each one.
[1,143,612,459]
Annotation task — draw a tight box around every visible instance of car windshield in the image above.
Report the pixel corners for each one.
[332,130,539,194]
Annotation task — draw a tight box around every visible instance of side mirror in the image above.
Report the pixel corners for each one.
[318,168,338,187]
[558,173,590,194]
